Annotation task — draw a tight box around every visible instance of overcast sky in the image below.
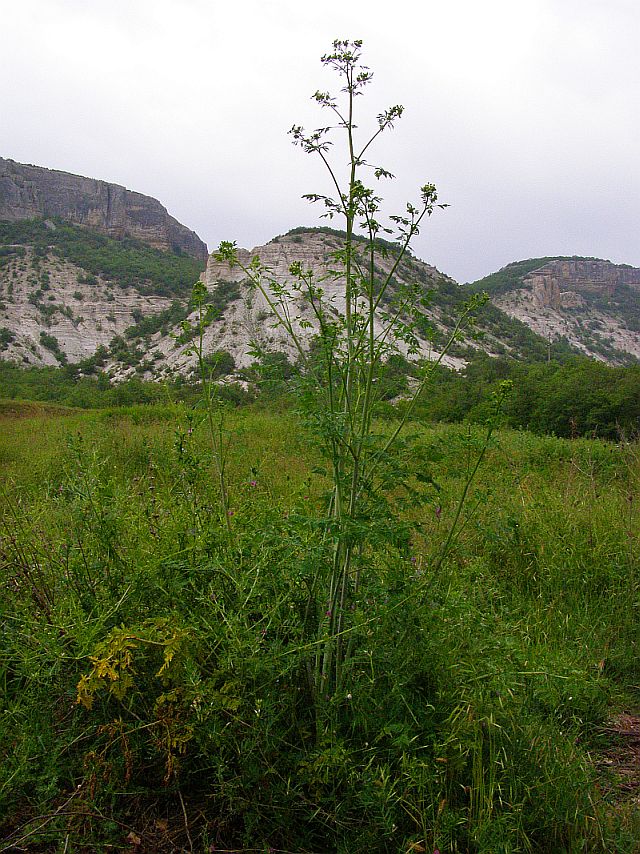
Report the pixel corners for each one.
[1,0,638,282]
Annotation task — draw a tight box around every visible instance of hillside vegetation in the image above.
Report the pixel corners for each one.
[0,218,203,296]
[2,347,639,439]
[410,355,640,439]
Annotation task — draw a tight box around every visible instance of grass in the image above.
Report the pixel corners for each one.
[0,402,638,852]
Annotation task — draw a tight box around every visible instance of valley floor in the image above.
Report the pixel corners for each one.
[1,403,638,852]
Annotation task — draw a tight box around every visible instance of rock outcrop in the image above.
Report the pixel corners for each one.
[524,259,640,310]
[494,259,640,363]
[0,158,207,261]
[199,231,468,370]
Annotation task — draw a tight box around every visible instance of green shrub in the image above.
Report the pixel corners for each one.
[39,331,67,364]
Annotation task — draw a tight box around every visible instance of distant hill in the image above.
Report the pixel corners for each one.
[0,218,203,368]
[1,196,639,382]
[467,258,640,364]
[1,223,559,378]
[0,158,207,261]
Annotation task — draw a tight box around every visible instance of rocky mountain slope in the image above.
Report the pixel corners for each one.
[0,158,207,261]
[1,224,533,379]
[2,209,639,382]
[0,218,202,370]
[469,257,640,364]
[196,230,474,371]
[0,243,173,367]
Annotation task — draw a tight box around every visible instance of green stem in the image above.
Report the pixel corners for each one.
[195,298,232,537]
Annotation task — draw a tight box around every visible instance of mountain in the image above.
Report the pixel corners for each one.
[0,158,207,261]
[0,218,203,368]
[467,257,640,364]
[1,202,639,381]
[1,223,545,378]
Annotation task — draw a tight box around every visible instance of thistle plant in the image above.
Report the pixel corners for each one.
[217,40,485,708]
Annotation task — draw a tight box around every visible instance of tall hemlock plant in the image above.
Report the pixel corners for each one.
[217,40,485,711]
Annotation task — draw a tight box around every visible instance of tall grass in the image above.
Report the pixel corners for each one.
[1,404,638,851]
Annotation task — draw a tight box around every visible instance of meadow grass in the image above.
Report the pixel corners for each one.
[0,401,638,852]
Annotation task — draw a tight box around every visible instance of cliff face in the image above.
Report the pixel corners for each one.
[200,231,471,370]
[524,259,640,310]
[0,228,477,376]
[0,158,208,261]
[493,259,640,363]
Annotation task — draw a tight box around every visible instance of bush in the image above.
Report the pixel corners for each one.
[39,331,67,365]
[0,326,15,351]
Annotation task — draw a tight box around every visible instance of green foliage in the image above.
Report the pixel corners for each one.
[0,245,26,264]
[200,348,235,380]
[2,346,638,442]
[0,360,250,410]
[412,353,640,439]
[174,279,241,345]
[0,408,637,850]
[39,331,67,365]
[108,334,145,367]
[585,281,640,332]
[0,218,203,297]
[244,349,296,398]
[217,40,487,717]
[284,224,410,256]
[0,327,15,351]
[77,272,98,285]
[123,299,187,340]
